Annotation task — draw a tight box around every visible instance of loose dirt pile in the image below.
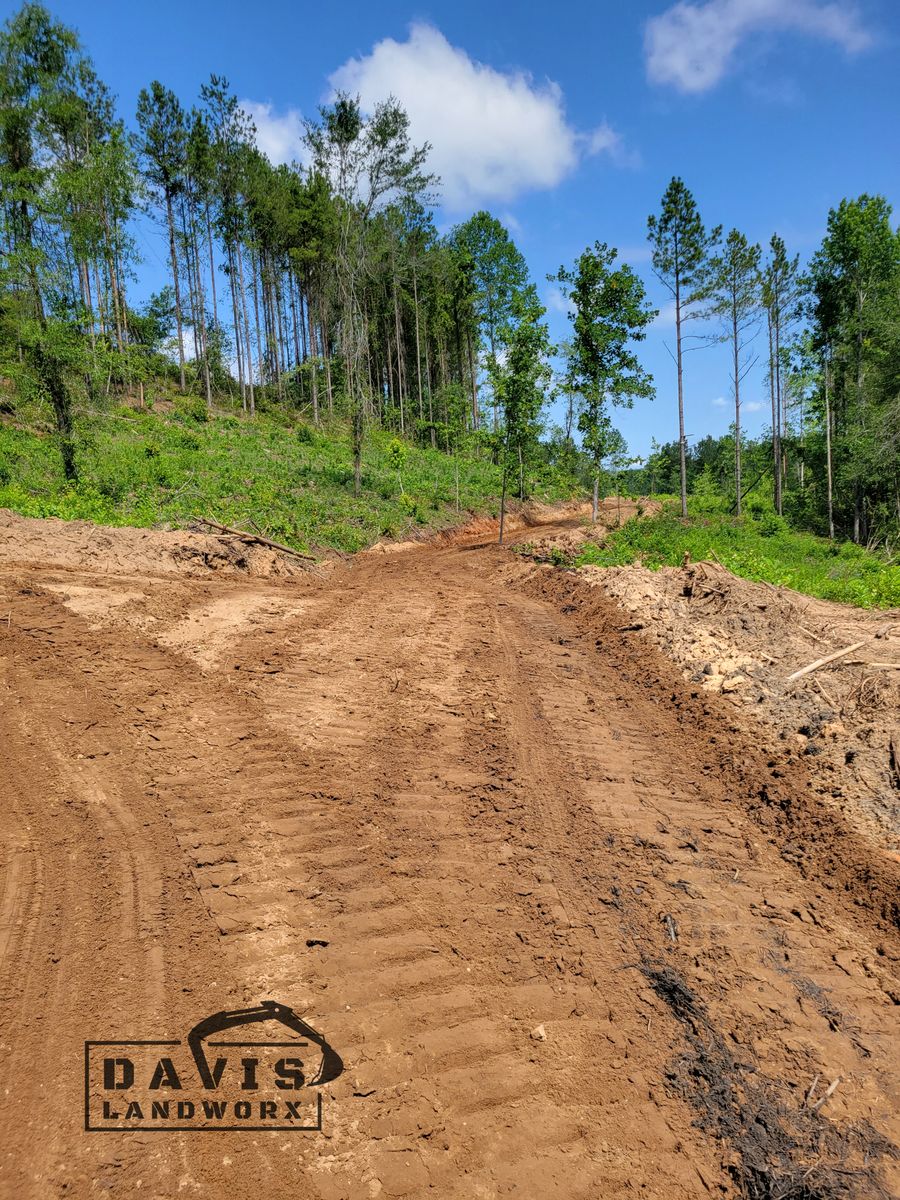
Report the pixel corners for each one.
[1,507,899,1199]
[567,559,900,852]
[514,496,662,560]
[0,507,309,579]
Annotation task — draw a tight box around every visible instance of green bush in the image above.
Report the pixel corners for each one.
[758,512,787,537]
[173,395,208,424]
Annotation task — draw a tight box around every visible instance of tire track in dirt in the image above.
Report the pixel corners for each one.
[1,534,898,1199]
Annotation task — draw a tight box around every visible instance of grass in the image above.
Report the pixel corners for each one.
[0,400,572,555]
[574,503,900,609]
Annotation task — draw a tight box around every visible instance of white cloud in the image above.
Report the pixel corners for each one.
[645,0,872,94]
[329,23,629,210]
[241,100,307,166]
[712,395,728,408]
[583,122,642,168]
[744,400,765,413]
[545,286,574,316]
[652,300,679,328]
[617,243,653,265]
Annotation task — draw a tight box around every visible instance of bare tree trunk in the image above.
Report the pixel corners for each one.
[774,305,784,514]
[307,294,320,424]
[768,308,781,516]
[236,242,255,415]
[227,247,245,410]
[206,208,218,328]
[392,273,405,435]
[733,298,741,515]
[674,263,687,518]
[322,315,333,416]
[412,265,424,423]
[165,190,186,391]
[466,326,478,430]
[825,356,834,540]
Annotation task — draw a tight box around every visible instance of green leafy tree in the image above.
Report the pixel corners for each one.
[489,286,553,542]
[647,178,720,516]
[452,212,528,427]
[809,195,900,543]
[550,242,656,521]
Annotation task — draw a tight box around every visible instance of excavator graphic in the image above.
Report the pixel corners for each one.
[187,1000,343,1090]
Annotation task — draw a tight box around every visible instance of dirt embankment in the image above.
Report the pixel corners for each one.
[562,558,900,855]
[1,507,899,1199]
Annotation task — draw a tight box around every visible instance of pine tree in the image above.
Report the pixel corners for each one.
[647,178,720,516]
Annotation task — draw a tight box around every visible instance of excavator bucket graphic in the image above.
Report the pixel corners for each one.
[187,1000,344,1089]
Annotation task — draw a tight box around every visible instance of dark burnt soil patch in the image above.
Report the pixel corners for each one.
[643,963,897,1200]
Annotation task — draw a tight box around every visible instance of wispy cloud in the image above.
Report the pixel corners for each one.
[645,0,872,94]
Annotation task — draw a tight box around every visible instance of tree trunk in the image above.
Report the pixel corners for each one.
[774,304,784,514]
[825,357,834,540]
[674,261,687,518]
[307,294,320,424]
[206,208,218,328]
[466,326,478,430]
[412,265,424,423]
[236,242,255,415]
[498,454,508,544]
[768,309,781,516]
[165,190,186,392]
[733,298,741,515]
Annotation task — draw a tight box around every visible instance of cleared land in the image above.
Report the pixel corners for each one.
[0,507,898,1199]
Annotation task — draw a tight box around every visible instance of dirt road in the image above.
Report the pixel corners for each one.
[1,519,898,1199]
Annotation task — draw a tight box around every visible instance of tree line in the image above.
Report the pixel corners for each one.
[1,3,897,546]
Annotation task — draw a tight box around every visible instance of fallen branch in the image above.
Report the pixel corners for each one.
[786,640,869,684]
[811,1076,841,1112]
[813,677,838,711]
[197,517,314,561]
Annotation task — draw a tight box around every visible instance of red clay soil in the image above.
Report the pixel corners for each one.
[0,513,898,1199]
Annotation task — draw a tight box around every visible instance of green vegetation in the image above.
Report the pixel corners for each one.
[575,505,900,609]
[0,404,576,553]
[0,5,896,573]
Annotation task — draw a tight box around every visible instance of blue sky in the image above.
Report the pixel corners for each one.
[36,0,900,457]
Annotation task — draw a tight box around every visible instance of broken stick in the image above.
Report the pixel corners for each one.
[786,640,868,684]
[198,517,314,561]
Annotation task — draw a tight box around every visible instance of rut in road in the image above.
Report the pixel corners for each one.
[0,532,898,1199]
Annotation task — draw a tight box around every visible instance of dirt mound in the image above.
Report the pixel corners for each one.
[576,559,900,850]
[0,508,308,579]
[518,497,663,559]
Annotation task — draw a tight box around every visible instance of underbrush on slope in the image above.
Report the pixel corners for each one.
[0,405,570,553]
[575,508,900,609]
